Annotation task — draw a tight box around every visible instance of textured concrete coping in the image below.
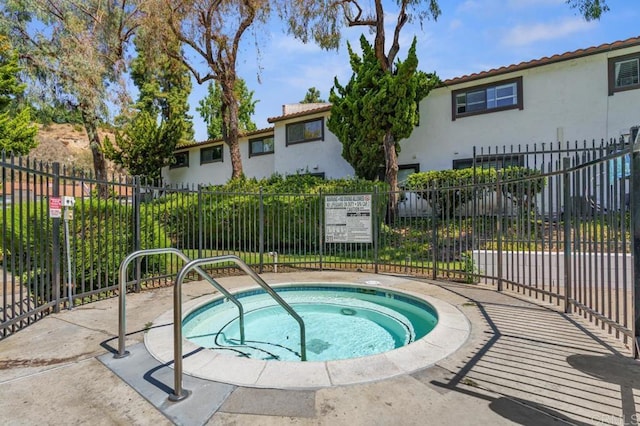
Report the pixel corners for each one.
[145,277,470,390]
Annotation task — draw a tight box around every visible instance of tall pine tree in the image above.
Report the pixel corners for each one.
[0,35,37,155]
[197,79,257,141]
[104,26,193,182]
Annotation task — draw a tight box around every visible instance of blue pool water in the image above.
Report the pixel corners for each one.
[183,285,439,362]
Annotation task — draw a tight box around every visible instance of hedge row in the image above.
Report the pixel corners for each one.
[1,198,169,294]
[150,175,388,253]
[405,167,546,218]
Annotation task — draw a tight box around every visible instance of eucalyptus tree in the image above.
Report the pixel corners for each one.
[568,0,608,20]
[197,79,257,141]
[2,0,141,193]
[0,34,37,155]
[156,0,269,179]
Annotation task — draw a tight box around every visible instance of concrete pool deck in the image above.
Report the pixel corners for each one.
[1,271,639,425]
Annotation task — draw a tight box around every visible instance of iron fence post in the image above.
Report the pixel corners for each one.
[431,182,438,280]
[52,163,61,313]
[631,138,640,358]
[319,188,323,271]
[563,157,573,314]
[198,184,203,260]
[496,170,503,292]
[373,186,379,274]
[133,176,142,292]
[259,187,264,274]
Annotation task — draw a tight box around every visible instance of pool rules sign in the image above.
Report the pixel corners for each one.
[324,194,372,243]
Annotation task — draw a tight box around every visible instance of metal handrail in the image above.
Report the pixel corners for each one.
[115,248,245,359]
[170,255,307,402]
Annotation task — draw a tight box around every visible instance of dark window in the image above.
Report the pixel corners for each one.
[398,163,420,187]
[286,118,324,145]
[377,163,420,185]
[171,151,189,168]
[249,136,274,157]
[453,154,523,170]
[608,53,640,95]
[201,145,223,164]
[452,77,523,120]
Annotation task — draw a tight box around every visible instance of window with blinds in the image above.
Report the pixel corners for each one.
[608,54,640,95]
[614,58,639,88]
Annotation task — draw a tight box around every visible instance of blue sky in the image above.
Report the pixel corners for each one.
[187,0,639,142]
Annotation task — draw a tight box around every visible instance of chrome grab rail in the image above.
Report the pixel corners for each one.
[115,248,245,359]
[170,255,307,402]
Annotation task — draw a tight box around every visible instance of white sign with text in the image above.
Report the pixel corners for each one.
[325,194,372,243]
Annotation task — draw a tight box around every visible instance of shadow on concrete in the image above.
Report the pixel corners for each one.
[100,322,172,355]
[99,343,234,426]
[567,353,640,424]
[489,396,591,426]
[425,282,635,425]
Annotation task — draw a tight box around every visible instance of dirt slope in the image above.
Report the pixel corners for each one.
[28,123,124,176]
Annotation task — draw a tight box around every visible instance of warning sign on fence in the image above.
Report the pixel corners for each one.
[49,197,62,218]
[325,194,372,243]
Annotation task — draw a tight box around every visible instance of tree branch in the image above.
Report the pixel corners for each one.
[388,1,408,66]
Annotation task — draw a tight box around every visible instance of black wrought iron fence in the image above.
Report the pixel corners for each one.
[1,140,638,356]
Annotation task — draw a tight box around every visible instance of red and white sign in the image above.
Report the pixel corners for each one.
[49,197,62,218]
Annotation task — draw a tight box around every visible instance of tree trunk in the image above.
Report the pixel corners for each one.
[383,129,398,220]
[80,107,109,198]
[221,83,244,179]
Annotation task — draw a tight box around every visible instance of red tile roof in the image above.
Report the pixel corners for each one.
[177,127,274,150]
[443,35,640,86]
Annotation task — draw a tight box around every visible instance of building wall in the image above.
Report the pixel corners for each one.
[399,45,640,173]
[162,131,275,186]
[163,41,639,187]
[272,113,355,179]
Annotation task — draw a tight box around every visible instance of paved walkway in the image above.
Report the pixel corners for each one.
[0,271,638,425]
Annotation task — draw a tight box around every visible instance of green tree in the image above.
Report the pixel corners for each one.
[284,0,441,203]
[328,36,438,200]
[105,22,193,181]
[301,87,325,104]
[197,79,257,141]
[104,111,180,182]
[0,35,37,155]
[129,26,194,144]
[31,99,83,126]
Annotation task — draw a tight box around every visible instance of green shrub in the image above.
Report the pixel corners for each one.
[0,198,170,297]
[152,174,388,254]
[70,198,170,289]
[0,201,51,266]
[406,167,545,219]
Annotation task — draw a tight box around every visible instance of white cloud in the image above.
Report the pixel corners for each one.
[272,34,324,54]
[507,0,564,8]
[456,0,482,13]
[502,17,596,46]
[449,19,462,31]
